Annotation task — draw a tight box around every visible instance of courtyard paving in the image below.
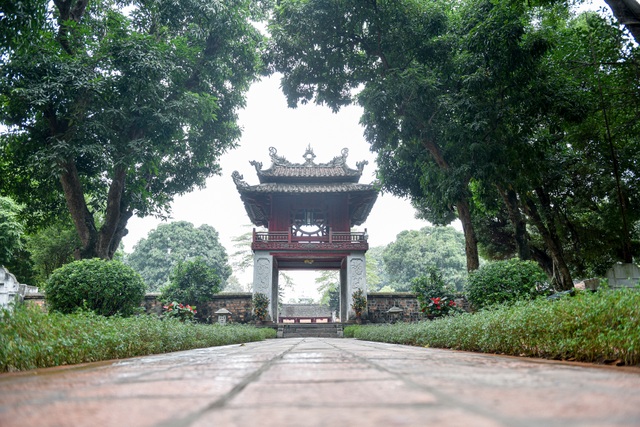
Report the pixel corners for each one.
[1,338,639,427]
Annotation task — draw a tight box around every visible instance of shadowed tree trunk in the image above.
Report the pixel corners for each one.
[497,185,531,261]
[522,192,574,291]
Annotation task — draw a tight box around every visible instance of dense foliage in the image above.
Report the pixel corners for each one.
[127,221,231,291]
[268,0,640,289]
[0,304,276,372]
[0,0,269,259]
[383,227,467,291]
[24,220,81,285]
[159,258,222,312]
[0,196,24,265]
[45,259,146,316]
[344,289,640,366]
[466,259,549,310]
[411,268,461,318]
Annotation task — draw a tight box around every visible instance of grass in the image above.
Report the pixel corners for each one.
[345,288,640,366]
[0,304,276,373]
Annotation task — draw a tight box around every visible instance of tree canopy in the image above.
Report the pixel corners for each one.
[126,221,232,291]
[268,0,639,289]
[0,0,269,259]
[382,226,468,291]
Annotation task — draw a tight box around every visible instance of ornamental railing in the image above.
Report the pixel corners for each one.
[252,228,368,247]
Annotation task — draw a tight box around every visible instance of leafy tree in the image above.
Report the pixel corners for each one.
[269,0,638,289]
[126,221,232,291]
[316,270,339,307]
[365,246,389,291]
[26,220,81,285]
[159,258,221,309]
[382,227,468,291]
[0,196,24,265]
[1,0,269,259]
[223,276,248,293]
[268,0,559,272]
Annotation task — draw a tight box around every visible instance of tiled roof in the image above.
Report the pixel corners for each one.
[236,182,377,194]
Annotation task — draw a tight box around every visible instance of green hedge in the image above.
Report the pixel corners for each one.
[465,258,548,310]
[0,305,276,372]
[345,289,640,366]
[45,258,146,316]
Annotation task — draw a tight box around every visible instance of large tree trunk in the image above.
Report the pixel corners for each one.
[421,137,480,271]
[522,192,574,291]
[60,161,130,260]
[60,161,98,259]
[456,198,480,271]
[604,0,640,44]
[96,165,127,259]
[497,185,531,260]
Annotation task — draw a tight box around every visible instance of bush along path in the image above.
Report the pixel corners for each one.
[0,305,276,373]
[345,289,640,366]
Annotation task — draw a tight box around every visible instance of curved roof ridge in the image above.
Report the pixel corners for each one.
[249,146,368,183]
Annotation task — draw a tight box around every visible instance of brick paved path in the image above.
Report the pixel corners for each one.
[1,338,639,427]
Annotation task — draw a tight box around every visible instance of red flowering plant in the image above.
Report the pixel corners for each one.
[412,267,463,319]
[162,301,197,322]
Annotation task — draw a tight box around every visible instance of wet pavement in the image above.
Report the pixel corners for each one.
[1,338,639,427]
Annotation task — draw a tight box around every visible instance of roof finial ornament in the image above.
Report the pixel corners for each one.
[303,144,316,166]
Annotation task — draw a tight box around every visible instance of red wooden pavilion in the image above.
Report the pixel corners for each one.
[232,146,378,321]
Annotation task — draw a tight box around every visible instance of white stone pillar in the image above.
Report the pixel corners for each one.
[346,253,367,320]
[252,251,275,321]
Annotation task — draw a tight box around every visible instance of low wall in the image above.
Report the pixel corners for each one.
[23,291,428,324]
[143,292,254,324]
[366,292,422,323]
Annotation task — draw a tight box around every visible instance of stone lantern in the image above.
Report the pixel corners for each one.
[215,308,232,325]
[386,305,403,324]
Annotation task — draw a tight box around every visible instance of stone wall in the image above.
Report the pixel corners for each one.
[366,292,422,323]
[143,292,254,324]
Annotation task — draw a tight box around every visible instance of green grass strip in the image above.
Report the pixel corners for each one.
[344,289,640,366]
[0,305,276,372]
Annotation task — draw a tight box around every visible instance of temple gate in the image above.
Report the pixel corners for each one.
[232,146,378,322]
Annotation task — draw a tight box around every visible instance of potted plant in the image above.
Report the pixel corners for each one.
[252,293,270,325]
[351,288,367,323]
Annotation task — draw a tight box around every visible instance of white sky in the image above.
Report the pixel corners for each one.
[121,74,436,299]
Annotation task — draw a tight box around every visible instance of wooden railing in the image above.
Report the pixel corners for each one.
[253,229,367,245]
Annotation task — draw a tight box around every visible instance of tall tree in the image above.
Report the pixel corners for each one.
[1,0,269,259]
[126,221,232,291]
[0,196,24,265]
[382,227,468,291]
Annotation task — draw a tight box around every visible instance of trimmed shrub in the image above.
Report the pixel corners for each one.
[45,258,146,316]
[160,258,221,308]
[465,258,548,310]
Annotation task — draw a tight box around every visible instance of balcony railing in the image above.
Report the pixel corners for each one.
[252,229,368,250]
